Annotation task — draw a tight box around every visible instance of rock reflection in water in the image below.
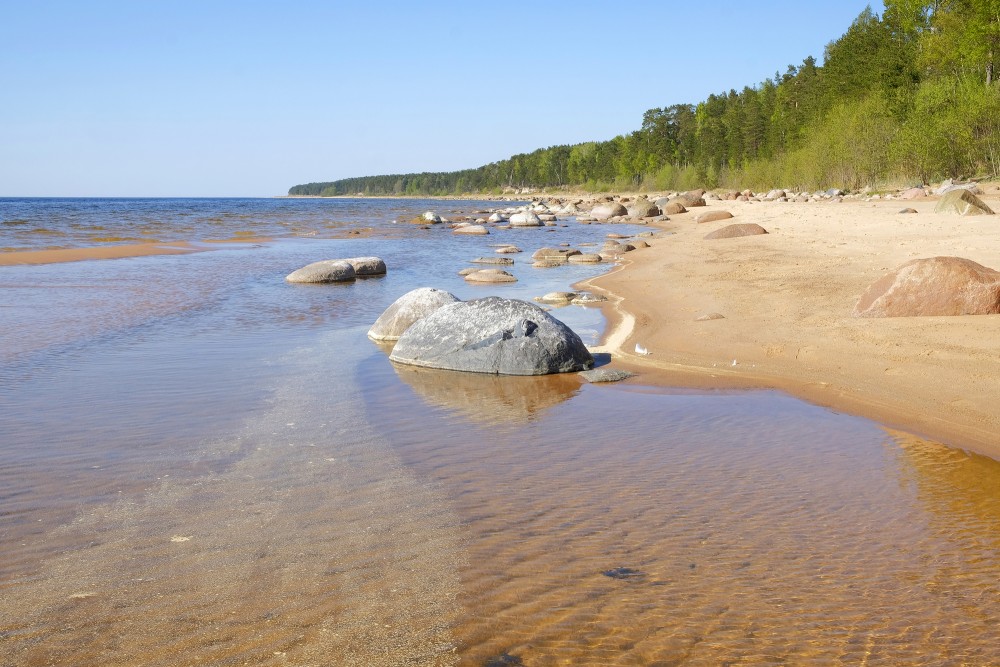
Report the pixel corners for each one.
[391,363,582,426]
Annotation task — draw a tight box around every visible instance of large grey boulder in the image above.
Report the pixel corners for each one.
[389,297,594,375]
[934,189,994,216]
[368,287,460,341]
[854,256,1000,317]
[285,260,356,283]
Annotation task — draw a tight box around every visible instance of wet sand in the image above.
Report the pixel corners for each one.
[585,190,1000,459]
[0,242,200,265]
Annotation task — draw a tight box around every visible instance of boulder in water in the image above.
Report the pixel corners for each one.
[389,297,594,375]
[285,260,356,283]
[343,256,386,276]
[509,211,543,227]
[368,287,460,341]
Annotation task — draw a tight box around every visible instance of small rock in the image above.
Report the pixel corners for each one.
[343,256,386,276]
[472,257,514,265]
[899,187,926,200]
[694,210,734,224]
[591,202,628,220]
[603,567,644,579]
[509,211,543,227]
[285,260,356,283]
[535,291,577,304]
[453,224,489,235]
[695,312,726,321]
[465,269,517,283]
[627,200,660,218]
[704,223,769,240]
[571,293,607,305]
[580,368,634,383]
[532,247,581,261]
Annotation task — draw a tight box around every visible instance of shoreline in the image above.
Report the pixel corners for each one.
[578,191,1000,460]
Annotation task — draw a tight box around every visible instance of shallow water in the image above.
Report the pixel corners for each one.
[2,199,1000,666]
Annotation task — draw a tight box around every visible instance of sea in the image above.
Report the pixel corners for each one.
[2,197,1000,666]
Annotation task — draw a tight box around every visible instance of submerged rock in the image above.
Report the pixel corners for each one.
[367,287,460,341]
[854,256,1000,317]
[389,297,594,375]
[571,293,607,305]
[580,368,634,383]
[603,567,644,579]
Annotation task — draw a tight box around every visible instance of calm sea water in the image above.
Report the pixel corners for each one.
[2,198,1000,666]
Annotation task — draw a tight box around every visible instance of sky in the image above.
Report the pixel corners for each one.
[0,1,885,197]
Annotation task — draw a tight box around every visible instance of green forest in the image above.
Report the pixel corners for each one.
[289,1,1000,197]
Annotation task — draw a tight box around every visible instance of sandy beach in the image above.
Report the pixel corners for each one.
[583,186,1000,459]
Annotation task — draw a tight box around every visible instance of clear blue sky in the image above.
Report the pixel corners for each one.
[0,1,885,197]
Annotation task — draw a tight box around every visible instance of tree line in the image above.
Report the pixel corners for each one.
[289,1,1000,197]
